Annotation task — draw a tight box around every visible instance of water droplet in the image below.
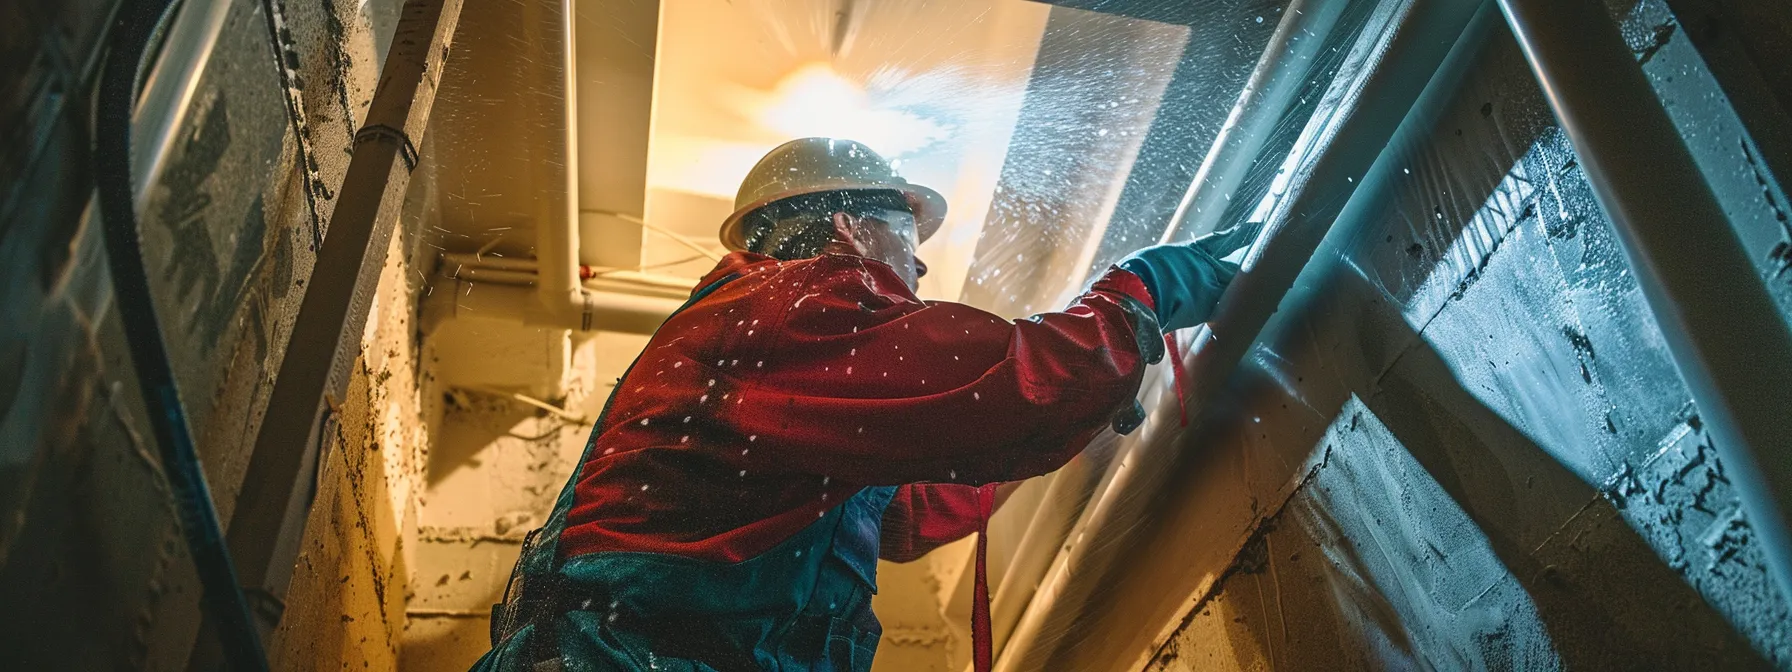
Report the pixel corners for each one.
[974,392,981,400]
[640,418,650,426]
[640,484,650,491]
[700,394,709,403]
[739,470,747,477]
[708,379,716,387]
[949,470,957,479]
[683,416,692,423]
[674,362,682,368]
[749,435,758,442]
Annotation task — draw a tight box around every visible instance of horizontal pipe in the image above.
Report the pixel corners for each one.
[422,279,683,335]
[1498,0,1792,603]
[439,253,695,300]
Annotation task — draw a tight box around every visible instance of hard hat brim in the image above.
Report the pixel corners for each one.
[718,181,947,253]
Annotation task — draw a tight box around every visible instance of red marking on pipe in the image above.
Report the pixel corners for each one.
[1166,333,1189,427]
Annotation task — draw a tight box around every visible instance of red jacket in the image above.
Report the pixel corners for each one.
[559,251,1159,563]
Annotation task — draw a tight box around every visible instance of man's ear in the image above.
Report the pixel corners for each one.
[831,212,871,256]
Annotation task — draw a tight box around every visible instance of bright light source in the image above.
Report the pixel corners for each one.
[757,63,949,158]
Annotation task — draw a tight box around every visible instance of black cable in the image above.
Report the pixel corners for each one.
[93,0,269,669]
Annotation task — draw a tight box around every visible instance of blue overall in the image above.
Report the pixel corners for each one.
[473,275,898,672]
[474,486,897,671]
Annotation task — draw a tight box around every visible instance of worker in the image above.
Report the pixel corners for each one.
[474,137,1248,672]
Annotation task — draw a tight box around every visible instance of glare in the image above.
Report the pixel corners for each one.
[757,63,950,159]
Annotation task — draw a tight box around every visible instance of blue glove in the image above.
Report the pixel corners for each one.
[1117,227,1250,331]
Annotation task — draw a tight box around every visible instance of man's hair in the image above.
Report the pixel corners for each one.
[742,189,912,260]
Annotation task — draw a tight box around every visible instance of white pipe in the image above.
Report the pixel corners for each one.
[440,252,696,297]
[422,280,683,335]
[444,252,695,292]
[537,0,585,324]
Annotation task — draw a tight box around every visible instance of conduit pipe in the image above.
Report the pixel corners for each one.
[423,280,684,335]
[1498,0,1792,603]
[479,0,687,337]
[439,252,695,298]
[532,0,588,328]
[221,0,464,649]
[992,1,1489,670]
[1159,0,1354,244]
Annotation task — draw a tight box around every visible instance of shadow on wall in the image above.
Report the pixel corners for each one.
[1153,270,1778,669]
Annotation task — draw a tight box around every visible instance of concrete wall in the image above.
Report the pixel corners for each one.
[0,0,410,667]
[398,329,649,669]
[1124,1,1792,669]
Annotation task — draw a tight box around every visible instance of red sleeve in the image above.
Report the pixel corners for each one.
[696,254,1163,487]
[879,483,985,562]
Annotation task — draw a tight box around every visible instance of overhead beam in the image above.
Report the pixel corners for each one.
[218,0,464,636]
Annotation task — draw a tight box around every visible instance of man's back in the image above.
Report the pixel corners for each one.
[561,249,1158,563]
[475,248,1164,671]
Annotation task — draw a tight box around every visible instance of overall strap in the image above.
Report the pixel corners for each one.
[492,274,740,653]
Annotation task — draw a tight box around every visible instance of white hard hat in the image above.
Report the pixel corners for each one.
[719,137,947,252]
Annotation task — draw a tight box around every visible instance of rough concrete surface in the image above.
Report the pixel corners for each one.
[1139,2,1792,669]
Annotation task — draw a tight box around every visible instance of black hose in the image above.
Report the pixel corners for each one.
[93,0,269,669]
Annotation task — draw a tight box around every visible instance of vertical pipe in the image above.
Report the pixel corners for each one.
[536,0,591,332]
[1496,0,1792,602]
